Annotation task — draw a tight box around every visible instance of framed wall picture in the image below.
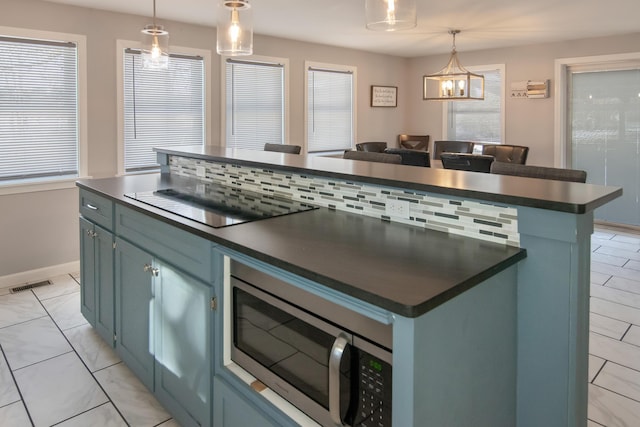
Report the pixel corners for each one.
[371,85,397,107]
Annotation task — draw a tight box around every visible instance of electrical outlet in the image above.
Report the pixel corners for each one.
[385,199,411,219]
[196,165,206,177]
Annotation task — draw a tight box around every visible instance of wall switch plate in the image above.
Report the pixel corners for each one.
[196,165,206,177]
[385,199,411,219]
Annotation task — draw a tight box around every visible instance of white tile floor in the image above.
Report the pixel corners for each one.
[0,223,639,426]
[0,273,177,427]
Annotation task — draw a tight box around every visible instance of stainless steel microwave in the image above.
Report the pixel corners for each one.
[230,261,393,427]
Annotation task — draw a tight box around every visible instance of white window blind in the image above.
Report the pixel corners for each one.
[447,68,502,143]
[124,49,204,172]
[225,59,284,150]
[0,36,78,182]
[307,67,354,153]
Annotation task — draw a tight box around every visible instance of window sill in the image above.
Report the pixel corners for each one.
[0,176,89,196]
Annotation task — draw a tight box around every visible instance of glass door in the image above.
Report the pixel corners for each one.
[568,65,640,225]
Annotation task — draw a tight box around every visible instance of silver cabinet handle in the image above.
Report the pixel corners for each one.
[143,264,152,272]
[86,229,97,238]
[151,267,159,277]
[329,334,349,427]
[85,203,98,210]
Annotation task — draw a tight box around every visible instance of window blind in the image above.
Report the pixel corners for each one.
[124,49,204,172]
[225,59,284,150]
[447,69,502,143]
[0,36,78,182]
[307,67,354,153]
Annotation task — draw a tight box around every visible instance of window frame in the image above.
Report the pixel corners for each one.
[220,54,290,149]
[442,63,505,146]
[0,26,87,195]
[304,61,358,155]
[116,39,212,176]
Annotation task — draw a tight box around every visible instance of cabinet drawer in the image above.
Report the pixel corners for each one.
[115,204,213,282]
[80,189,114,230]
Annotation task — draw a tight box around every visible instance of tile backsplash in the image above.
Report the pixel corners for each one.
[168,155,520,246]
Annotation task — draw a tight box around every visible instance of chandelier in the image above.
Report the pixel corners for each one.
[141,0,169,70]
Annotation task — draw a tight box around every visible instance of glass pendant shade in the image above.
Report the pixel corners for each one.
[217,0,253,56]
[423,30,484,100]
[141,0,169,70]
[141,25,169,70]
[365,0,417,31]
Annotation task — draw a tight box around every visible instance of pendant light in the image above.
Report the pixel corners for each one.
[216,0,253,56]
[365,0,417,31]
[423,30,484,101]
[141,0,169,70]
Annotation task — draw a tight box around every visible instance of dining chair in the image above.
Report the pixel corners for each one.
[384,148,430,167]
[440,153,495,173]
[482,144,529,164]
[343,150,402,164]
[490,162,587,182]
[398,134,430,151]
[355,142,388,153]
[432,140,475,160]
[264,143,302,154]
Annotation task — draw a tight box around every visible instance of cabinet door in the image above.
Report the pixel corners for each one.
[94,224,115,345]
[213,377,280,427]
[115,237,155,390]
[79,217,96,326]
[155,262,213,427]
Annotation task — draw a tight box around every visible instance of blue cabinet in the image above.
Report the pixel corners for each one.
[113,205,216,427]
[155,261,213,427]
[114,237,155,390]
[213,377,280,427]
[79,214,115,346]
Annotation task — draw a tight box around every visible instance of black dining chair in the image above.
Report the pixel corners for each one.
[343,150,402,164]
[432,140,475,160]
[440,153,495,173]
[398,134,430,151]
[355,142,388,153]
[482,144,529,164]
[490,162,587,182]
[384,148,430,167]
[264,143,302,154]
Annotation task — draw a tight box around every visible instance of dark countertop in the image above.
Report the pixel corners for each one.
[77,174,526,318]
[156,145,622,214]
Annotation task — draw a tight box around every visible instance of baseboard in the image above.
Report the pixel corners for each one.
[0,261,80,290]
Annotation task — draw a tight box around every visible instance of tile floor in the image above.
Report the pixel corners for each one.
[0,273,178,427]
[0,223,639,426]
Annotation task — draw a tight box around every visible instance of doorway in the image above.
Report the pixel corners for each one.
[566,62,640,226]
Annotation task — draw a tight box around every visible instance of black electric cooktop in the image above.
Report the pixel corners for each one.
[125,184,317,228]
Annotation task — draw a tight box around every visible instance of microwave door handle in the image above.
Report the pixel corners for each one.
[329,334,349,427]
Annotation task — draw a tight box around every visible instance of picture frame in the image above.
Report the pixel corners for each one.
[370,85,397,107]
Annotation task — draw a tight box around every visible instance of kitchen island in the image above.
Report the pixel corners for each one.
[77,146,621,427]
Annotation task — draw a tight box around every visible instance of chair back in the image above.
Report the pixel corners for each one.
[355,142,388,153]
[490,162,587,183]
[482,144,529,164]
[343,150,402,164]
[264,143,302,154]
[441,153,494,173]
[398,134,429,151]
[384,148,430,167]
[433,140,475,160]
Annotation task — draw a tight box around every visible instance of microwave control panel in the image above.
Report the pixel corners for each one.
[356,353,392,427]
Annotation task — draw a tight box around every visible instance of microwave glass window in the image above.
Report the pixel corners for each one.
[233,287,352,412]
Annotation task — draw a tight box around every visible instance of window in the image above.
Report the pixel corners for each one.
[224,57,286,150]
[444,65,504,145]
[306,62,356,153]
[122,48,205,173]
[0,32,84,188]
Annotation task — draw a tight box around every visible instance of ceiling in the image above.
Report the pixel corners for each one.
[42,0,640,57]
